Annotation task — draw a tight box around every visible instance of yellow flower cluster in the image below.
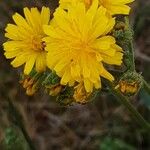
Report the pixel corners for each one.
[3,0,134,101]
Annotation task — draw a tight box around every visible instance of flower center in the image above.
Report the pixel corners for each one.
[70,39,90,51]
[31,36,46,51]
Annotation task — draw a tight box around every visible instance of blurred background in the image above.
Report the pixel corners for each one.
[0,0,150,150]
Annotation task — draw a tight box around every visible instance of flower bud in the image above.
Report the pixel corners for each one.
[73,83,91,104]
[20,77,38,96]
[115,72,143,96]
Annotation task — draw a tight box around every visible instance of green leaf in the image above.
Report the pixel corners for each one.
[0,126,30,150]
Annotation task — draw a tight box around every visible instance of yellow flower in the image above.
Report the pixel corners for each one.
[44,0,123,92]
[99,0,134,15]
[59,0,134,15]
[3,7,50,75]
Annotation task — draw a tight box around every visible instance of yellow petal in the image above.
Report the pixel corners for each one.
[35,52,46,72]
[24,54,37,75]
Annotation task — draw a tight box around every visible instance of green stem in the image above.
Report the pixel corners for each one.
[107,82,150,131]
[125,17,136,72]
[143,79,150,95]
[7,99,36,150]
[1,90,36,150]
[128,38,135,71]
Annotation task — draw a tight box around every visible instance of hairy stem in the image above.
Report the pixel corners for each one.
[128,37,135,71]
[125,17,136,72]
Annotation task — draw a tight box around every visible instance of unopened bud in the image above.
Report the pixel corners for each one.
[115,72,143,96]
[20,75,38,96]
[73,83,91,104]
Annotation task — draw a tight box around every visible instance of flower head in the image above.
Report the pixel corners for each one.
[3,7,50,74]
[44,0,123,92]
[59,0,134,15]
